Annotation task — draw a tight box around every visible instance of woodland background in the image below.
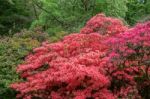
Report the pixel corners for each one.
[0,0,150,99]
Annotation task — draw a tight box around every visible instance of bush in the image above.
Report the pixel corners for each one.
[11,14,129,99]
[0,30,49,99]
[11,14,150,99]
[49,31,68,42]
[80,13,127,35]
[104,22,150,98]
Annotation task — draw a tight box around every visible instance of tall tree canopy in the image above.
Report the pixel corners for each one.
[125,0,150,25]
[0,0,32,35]
[0,0,150,35]
[31,0,128,35]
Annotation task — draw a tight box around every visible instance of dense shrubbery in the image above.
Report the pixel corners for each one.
[0,30,49,99]
[49,31,68,42]
[10,14,137,99]
[80,13,127,35]
[103,22,150,99]
[11,13,150,99]
[1,1,150,98]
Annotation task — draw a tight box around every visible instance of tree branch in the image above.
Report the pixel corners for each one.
[32,0,66,26]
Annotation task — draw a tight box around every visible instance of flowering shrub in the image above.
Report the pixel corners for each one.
[80,13,127,35]
[11,14,149,99]
[11,33,113,99]
[104,22,150,99]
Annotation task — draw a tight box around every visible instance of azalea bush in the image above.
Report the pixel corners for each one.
[11,14,149,99]
[80,13,127,35]
[104,22,150,99]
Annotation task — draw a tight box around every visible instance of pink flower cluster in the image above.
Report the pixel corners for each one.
[11,14,150,99]
[104,22,150,99]
[80,13,127,36]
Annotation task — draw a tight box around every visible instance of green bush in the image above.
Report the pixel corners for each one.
[0,30,49,99]
[49,31,68,42]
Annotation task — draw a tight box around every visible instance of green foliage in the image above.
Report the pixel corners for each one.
[0,0,33,35]
[1,0,150,36]
[0,30,49,99]
[96,0,128,19]
[49,31,68,42]
[0,0,150,98]
[31,0,93,34]
[125,0,150,25]
[31,0,128,35]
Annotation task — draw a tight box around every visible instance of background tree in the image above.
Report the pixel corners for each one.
[0,0,33,35]
[125,0,150,25]
[101,0,128,19]
[31,0,128,35]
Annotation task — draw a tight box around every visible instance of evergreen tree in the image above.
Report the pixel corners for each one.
[0,0,33,35]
